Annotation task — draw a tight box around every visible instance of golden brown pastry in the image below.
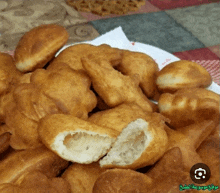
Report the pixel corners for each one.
[0,72,33,123]
[158,88,219,128]
[62,162,107,193]
[99,113,168,169]
[31,64,97,119]
[197,125,219,186]
[164,120,216,172]
[4,83,62,150]
[176,88,220,112]
[116,50,159,98]
[82,54,154,112]
[50,43,122,71]
[13,83,61,122]
[145,147,189,193]
[5,102,42,150]
[156,60,212,93]
[0,171,71,193]
[88,103,149,132]
[92,168,152,193]
[0,146,69,184]
[14,24,69,72]
[38,114,119,164]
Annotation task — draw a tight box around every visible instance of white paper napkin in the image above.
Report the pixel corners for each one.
[57,26,220,94]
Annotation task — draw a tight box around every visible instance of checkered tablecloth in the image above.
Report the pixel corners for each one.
[0,0,219,85]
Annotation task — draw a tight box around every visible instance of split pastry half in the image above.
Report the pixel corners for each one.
[99,115,168,169]
[38,114,119,164]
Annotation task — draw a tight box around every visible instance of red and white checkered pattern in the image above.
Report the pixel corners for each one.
[192,60,220,85]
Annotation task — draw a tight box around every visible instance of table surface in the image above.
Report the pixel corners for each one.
[0,0,219,85]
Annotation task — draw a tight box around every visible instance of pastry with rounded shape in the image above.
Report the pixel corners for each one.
[158,89,219,128]
[62,162,107,193]
[31,64,97,119]
[156,60,212,93]
[14,24,69,72]
[116,50,159,98]
[82,54,154,112]
[88,103,150,133]
[38,114,119,164]
[50,43,122,71]
[0,171,71,193]
[99,113,168,169]
[92,168,152,193]
[0,146,69,184]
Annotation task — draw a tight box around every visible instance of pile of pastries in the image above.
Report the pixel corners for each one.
[0,24,219,193]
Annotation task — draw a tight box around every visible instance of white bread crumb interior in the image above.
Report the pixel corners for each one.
[100,118,152,167]
[51,130,114,164]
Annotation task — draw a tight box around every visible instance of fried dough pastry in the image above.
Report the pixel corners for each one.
[197,126,219,186]
[176,88,220,111]
[158,88,219,128]
[13,83,61,122]
[5,102,42,150]
[156,60,212,93]
[0,73,33,124]
[116,50,159,98]
[0,171,71,193]
[31,64,97,119]
[93,168,152,193]
[50,44,122,71]
[88,103,149,132]
[4,83,61,150]
[82,54,154,112]
[0,146,69,184]
[14,24,69,72]
[99,114,168,169]
[38,114,119,164]
[164,120,216,172]
[62,162,107,193]
[0,72,34,123]
[145,147,189,193]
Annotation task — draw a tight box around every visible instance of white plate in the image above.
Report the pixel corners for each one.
[57,41,220,95]
[128,42,180,68]
[130,42,220,95]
